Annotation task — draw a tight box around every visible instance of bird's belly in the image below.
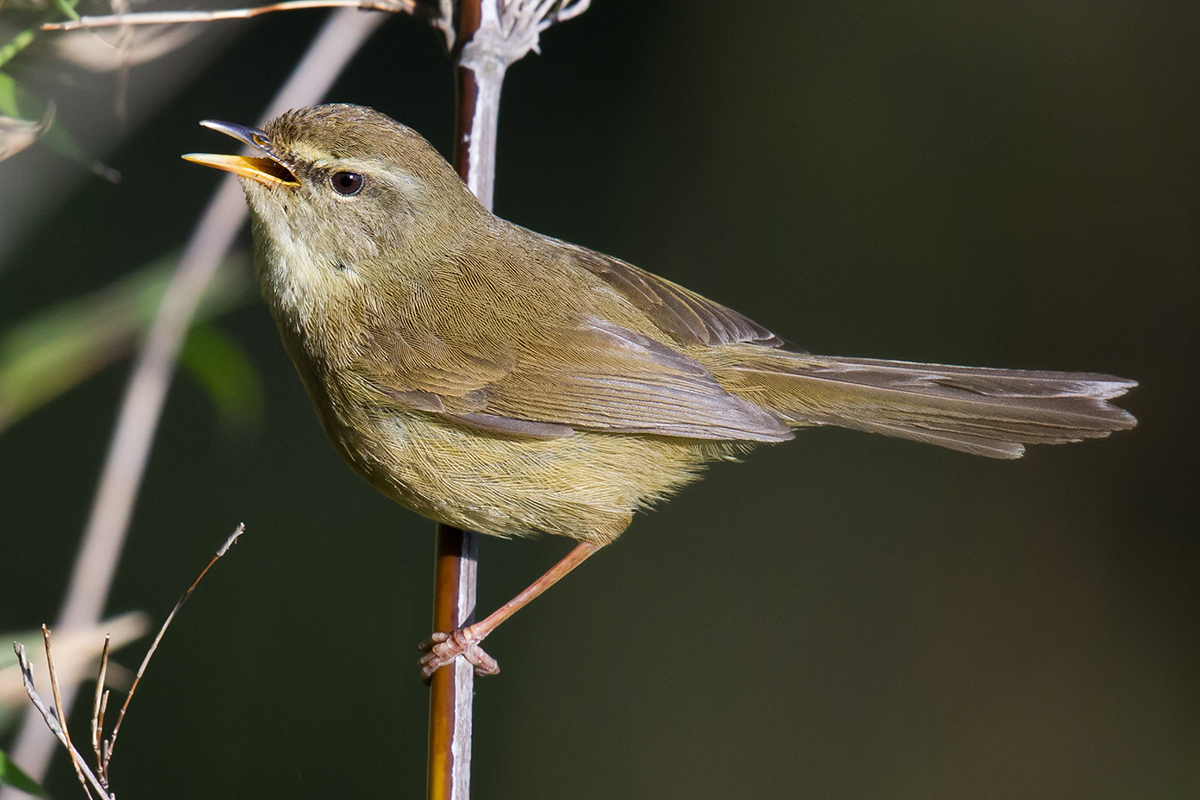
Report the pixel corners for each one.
[326,406,733,543]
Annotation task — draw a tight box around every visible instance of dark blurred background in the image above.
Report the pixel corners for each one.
[2,1,1197,798]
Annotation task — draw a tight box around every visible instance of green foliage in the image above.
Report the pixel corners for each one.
[182,322,265,432]
[0,30,37,73]
[0,0,80,69]
[0,750,46,797]
[0,253,252,432]
[51,0,81,22]
[0,72,20,116]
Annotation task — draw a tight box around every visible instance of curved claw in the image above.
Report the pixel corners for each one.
[419,628,500,683]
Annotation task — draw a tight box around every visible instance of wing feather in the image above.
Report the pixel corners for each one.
[358,313,791,442]
[561,242,790,348]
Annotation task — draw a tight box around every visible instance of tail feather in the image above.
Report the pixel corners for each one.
[715,352,1137,459]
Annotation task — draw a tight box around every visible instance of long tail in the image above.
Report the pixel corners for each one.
[714,351,1137,459]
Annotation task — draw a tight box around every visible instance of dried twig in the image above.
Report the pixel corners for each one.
[13,644,112,800]
[12,525,244,799]
[42,0,414,31]
[89,636,110,782]
[42,628,95,800]
[109,0,133,123]
[102,524,245,773]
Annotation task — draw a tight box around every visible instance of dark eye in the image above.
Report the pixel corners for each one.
[331,171,364,196]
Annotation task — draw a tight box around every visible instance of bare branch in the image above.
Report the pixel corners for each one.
[89,635,111,784]
[41,627,95,800]
[14,644,114,800]
[104,524,245,769]
[42,0,412,31]
[16,637,103,800]
[11,524,246,799]
[110,0,133,122]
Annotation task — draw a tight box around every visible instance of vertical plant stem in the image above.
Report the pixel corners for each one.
[426,3,496,797]
[426,525,478,800]
[428,4,592,796]
[0,10,388,794]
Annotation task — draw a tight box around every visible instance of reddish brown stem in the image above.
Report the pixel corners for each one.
[428,5,484,799]
[427,524,477,800]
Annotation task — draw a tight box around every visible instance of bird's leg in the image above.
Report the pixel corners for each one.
[419,541,601,681]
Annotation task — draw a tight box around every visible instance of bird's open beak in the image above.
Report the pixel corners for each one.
[182,120,299,187]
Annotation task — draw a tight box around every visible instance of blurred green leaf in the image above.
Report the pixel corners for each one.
[51,0,80,21]
[0,73,19,117]
[181,322,264,432]
[0,30,37,71]
[0,749,47,797]
[0,252,251,432]
[0,0,82,68]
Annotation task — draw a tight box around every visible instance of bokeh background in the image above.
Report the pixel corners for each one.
[2,2,1198,798]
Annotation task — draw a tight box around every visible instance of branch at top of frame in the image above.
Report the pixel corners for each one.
[41,0,420,31]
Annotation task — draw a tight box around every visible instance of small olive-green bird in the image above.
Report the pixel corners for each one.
[185,104,1136,677]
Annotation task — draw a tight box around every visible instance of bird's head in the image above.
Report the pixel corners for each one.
[184,104,482,321]
[190,103,486,257]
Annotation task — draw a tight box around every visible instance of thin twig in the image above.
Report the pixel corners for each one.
[89,634,110,783]
[41,634,93,800]
[13,645,112,800]
[1,10,390,791]
[42,0,412,31]
[43,627,95,800]
[13,525,244,799]
[103,524,244,770]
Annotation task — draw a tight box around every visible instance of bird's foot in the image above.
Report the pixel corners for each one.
[419,627,499,683]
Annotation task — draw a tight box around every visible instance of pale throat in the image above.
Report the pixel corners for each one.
[252,203,356,335]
